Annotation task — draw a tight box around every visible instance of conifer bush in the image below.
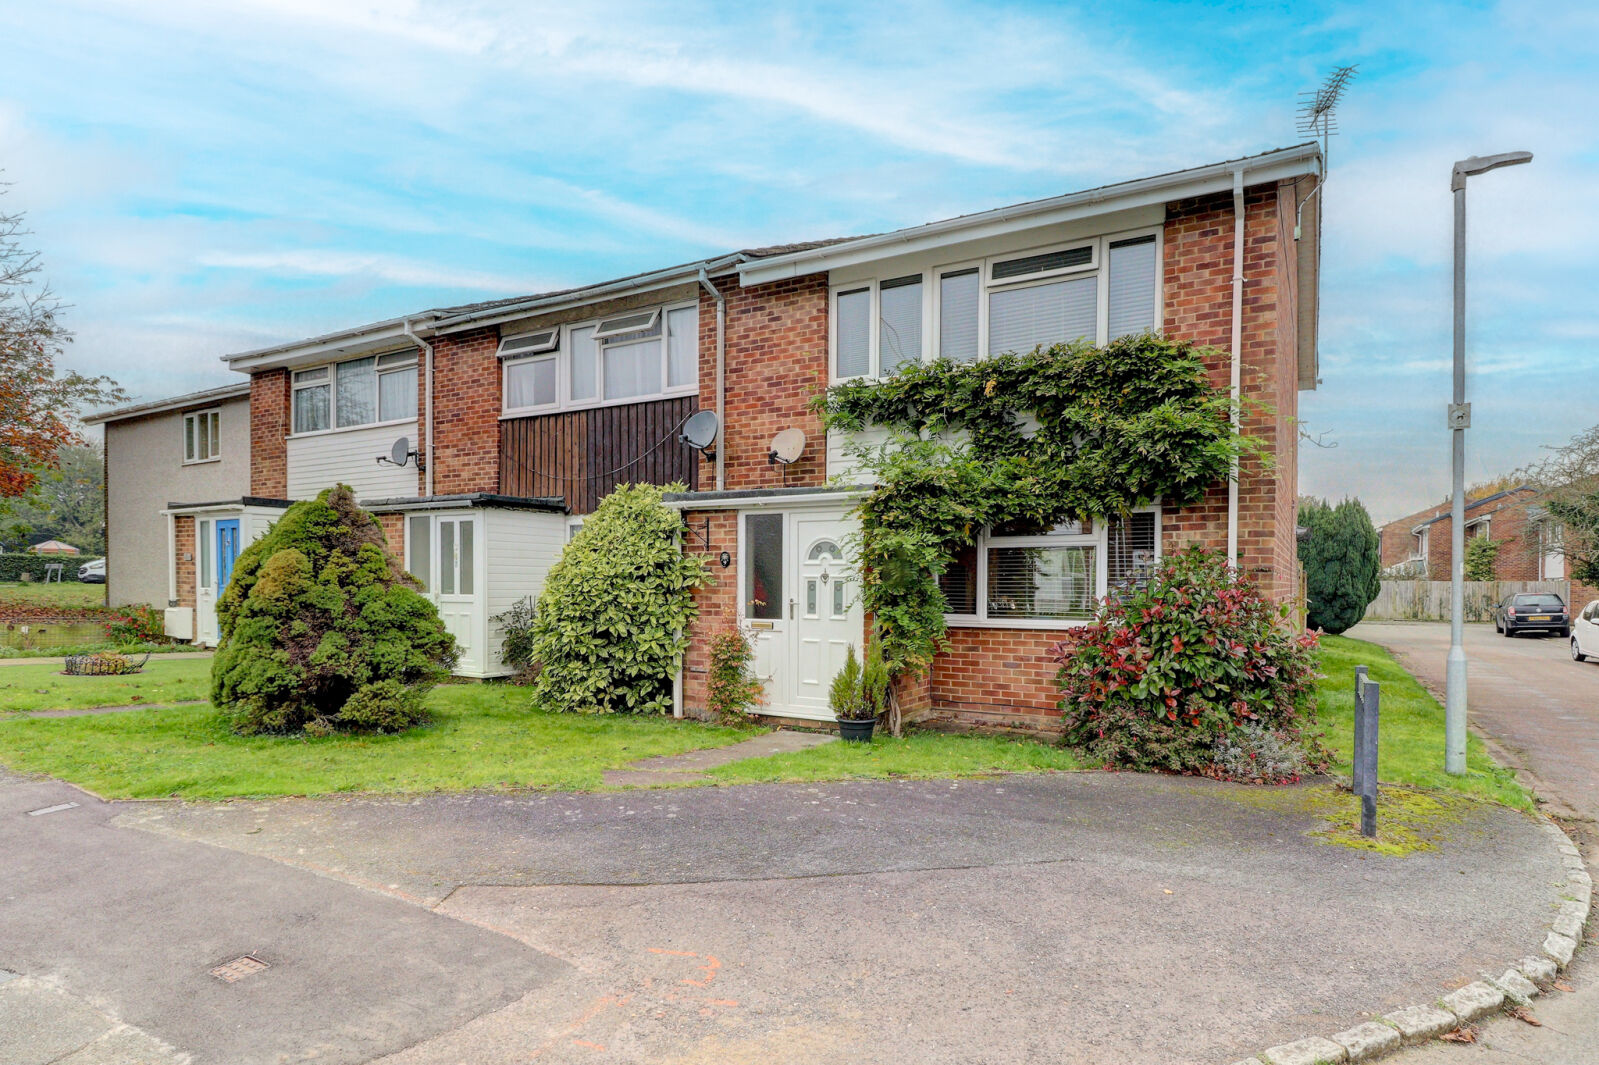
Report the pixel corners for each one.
[210,485,457,735]
[1298,497,1381,634]
[530,483,708,714]
[1051,547,1323,777]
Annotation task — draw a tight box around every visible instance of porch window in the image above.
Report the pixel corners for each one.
[940,509,1159,627]
[183,408,221,463]
[198,519,212,590]
[745,513,783,620]
[407,515,430,591]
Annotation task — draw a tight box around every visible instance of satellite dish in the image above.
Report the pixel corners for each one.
[680,410,719,457]
[768,428,806,465]
[390,437,411,466]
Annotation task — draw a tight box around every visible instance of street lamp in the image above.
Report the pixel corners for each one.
[1445,151,1532,776]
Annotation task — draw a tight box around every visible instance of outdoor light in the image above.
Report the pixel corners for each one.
[1444,149,1532,776]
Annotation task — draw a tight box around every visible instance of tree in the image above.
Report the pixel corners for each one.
[0,443,105,554]
[0,184,124,500]
[210,485,457,735]
[530,483,709,714]
[1521,424,1599,586]
[1298,496,1381,635]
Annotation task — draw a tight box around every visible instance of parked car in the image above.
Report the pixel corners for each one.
[77,558,105,584]
[1493,592,1568,638]
[1572,600,1599,662]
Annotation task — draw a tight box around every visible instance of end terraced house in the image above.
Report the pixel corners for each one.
[91,143,1325,731]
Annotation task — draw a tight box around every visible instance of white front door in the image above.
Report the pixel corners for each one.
[408,512,482,675]
[789,516,861,717]
[739,509,862,720]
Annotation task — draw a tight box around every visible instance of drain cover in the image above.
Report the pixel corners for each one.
[210,955,270,983]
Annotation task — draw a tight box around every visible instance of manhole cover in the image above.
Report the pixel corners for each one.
[210,955,270,983]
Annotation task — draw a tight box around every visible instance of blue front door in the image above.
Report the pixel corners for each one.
[216,520,240,591]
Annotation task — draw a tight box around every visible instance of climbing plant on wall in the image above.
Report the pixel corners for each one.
[815,333,1265,686]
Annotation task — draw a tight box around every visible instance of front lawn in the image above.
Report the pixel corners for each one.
[710,730,1085,784]
[0,657,214,714]
[0,685,755,798]
[1313,634,1529,809]
[0,581,106,610]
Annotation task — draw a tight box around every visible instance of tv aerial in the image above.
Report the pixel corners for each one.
[1294,64,1356,240]
[679,410,719,461]
[767,428,806,465]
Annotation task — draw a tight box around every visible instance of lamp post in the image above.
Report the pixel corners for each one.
[1445,151,1532,775]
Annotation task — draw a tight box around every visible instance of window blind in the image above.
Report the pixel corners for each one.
[878,275,923,374]
[835,288,871,377]
[939,269,979,362]
[988,275,1096,355]
[1107,236,1158,339]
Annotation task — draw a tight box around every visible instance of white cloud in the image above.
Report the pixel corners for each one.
[196,250,537,293]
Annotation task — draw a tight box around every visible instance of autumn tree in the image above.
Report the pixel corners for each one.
[0,184,124,500]
[1521,424,1599,585]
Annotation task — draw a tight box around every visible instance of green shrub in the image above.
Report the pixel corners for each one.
[210,485,456,735]
[1051,547,1324,776]
[530,483,708,714]
[828,644,866,720]
[1298,497,1381,634]
[1464,536,1502,581]
[491,596,539,681]
[705,625,763,720]
[107,604,165,645]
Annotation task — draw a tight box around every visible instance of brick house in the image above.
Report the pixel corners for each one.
[1379,488,1596,612]
[119,142,1325,728]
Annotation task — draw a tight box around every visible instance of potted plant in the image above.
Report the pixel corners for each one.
[829,638,890,742]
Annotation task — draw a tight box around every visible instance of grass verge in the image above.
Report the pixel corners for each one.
[708,730,1084,784]
[0,581,106,609]
[0,684,755,798]
[0,658,214,714]
[1315,633,1530,809]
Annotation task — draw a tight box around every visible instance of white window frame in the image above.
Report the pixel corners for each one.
[943,506,1161,630]
[501,352,560,416]
[183,408,222,464]
[499,300,698,419]
[290,350,419,437]
[830,226,1162,384]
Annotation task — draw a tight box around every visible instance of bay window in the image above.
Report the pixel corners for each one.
[291,351,417,434]
[939,509,1159,627]
[832,228,1160,380]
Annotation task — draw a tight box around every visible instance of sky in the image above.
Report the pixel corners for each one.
[2,0,1594,524]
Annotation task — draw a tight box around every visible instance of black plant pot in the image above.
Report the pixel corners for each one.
[837,717,876,743]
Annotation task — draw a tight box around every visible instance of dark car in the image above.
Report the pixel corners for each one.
[1494,592,1569,638]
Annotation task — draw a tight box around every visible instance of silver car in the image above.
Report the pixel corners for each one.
[77,558,106,584]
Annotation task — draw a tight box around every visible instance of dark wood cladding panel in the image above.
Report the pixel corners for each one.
[499,396,700,514]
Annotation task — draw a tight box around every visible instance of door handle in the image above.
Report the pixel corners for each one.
[789,598,796,619]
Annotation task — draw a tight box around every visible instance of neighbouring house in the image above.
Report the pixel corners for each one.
[103,142,1324,728]
[83,383,253,620]
[1378,486,1596,612]
[29,540,81,556]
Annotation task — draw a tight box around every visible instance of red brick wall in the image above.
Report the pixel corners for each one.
[174,515,195,609]
[680,509,739,716]
[703,276,830,491]
[250,369,289,497]
[431,327,500,495]
[375,512,404,558]
[1160,185,1296,601]
[931,628,1064,731]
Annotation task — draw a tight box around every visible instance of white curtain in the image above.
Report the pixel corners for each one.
[506,358,555,410]
[603,338,660,400]
[568,324,599,402]
[667,306,698,388]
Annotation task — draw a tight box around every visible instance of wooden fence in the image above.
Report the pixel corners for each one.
[1365,580,1571,623]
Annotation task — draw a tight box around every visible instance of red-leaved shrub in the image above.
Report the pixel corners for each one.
[1050,546,1323,779]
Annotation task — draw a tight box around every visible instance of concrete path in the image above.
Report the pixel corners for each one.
[1352,621,1599,1065]
[601,728,836,786]
[112,772,1566,1065]
[0,771,565,1065]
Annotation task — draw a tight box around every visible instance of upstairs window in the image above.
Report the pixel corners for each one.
[292,350,417,434]
[183,408,221,463]
[501,301,698,416]
[833,229,1160,380]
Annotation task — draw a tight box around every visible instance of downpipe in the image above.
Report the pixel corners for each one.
[1227,168,1244,570]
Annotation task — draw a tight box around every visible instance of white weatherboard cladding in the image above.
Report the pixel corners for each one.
[286,421,418,500]
[826,426,973,484]
[482,508,567,676]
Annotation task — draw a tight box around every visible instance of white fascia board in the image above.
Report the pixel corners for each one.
[663,489,868,512]
[430,254,747,337]
[83,382,252,425]
[738,147,1322,285]
[222,318,432,373]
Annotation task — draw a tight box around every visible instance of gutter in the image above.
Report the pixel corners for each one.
[697,268,727,491]
[1228,167,1245,570]
[403,318,435,497]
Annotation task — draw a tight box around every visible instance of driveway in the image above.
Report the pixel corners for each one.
[12,770,1560,1065]
[1351,621,1599,1065]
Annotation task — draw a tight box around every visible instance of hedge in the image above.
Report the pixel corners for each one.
[0,556,87,582]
